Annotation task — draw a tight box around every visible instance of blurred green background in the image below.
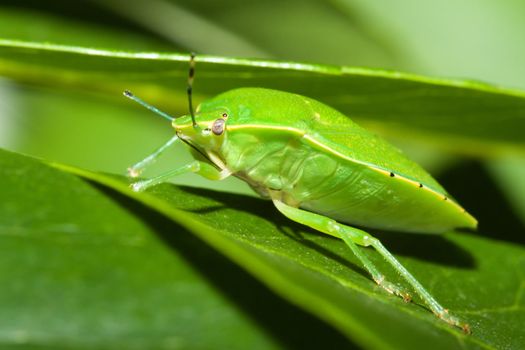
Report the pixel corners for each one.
[1,1,525,349]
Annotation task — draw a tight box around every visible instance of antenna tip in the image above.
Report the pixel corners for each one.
[123,90,133,97]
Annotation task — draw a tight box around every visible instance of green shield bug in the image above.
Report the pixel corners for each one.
[124,54,477,333]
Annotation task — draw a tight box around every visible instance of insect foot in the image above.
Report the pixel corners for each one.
[130,182,145,192]
[129,179,156,192]
[127,167,141,178]
[438,309,471,334]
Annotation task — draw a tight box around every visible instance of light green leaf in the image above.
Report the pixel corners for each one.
[1,40,525,157]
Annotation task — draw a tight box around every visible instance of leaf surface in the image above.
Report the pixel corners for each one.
[0,148,353,349]
[23,150,523,349]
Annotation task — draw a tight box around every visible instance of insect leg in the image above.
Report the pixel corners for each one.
[131,161,230,192]
[128,135,179,178]
[272,200,411,301]
[272,199,469,332]
[364,234,469,332]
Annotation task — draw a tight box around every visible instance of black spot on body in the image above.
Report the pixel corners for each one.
[390,172,395,177]
[419,183,423,188]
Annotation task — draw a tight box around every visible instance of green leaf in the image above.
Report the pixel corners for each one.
[2,4,523,349]
[35,152,524,349]
[0,148,353,349]
[1,40,525,156]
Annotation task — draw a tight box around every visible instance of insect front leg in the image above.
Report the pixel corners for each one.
[128,135,180,178]
[272,199,470,333]
[131,161,230,192]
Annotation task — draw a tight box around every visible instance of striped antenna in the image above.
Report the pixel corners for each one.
[187,53,199,128]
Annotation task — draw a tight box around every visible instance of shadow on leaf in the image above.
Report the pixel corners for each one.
[91,182,356,349]
[178,185,475,269]
[439,160,525,246]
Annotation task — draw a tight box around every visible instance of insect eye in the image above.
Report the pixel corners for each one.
[222,113,228,118]
[212,118,226,135]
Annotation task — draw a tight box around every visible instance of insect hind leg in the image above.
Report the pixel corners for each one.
[363,233,470,333]
[273,200,411,300]
[342,231,412,302]
[272,199,469,333]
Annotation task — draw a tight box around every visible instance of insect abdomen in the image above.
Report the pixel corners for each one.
[298,161,475,233]
[225,129,476,234]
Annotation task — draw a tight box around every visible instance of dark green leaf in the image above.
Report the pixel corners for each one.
[0,148,352,349]
[45,152,525,350]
